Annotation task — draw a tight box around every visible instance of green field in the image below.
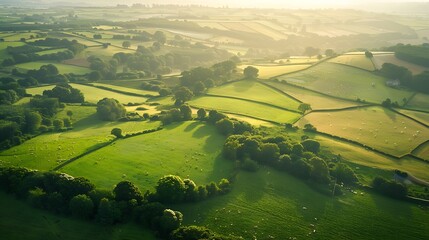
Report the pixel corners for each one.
[91,82,158,96]
[372,53,429,74]
[413,141,429,160]
[27,84,148,104]
[313,134,429,182]
[189,96,301,123]
[239,64,312,79]
[0,192,156,240]
[329,54,376,71]
[0,105,160,170]
[175,168,429,240]
[406,93,429,111]
[0,41,26,58]
[266,81,363,110]
[208,80,301,110]
[280,62,414,103]
[15,61,91,75]
[297,106,429,157]
[62,121,234,191]
[398,109,429,125]
[35,48,69,56]
[80,46,135,58]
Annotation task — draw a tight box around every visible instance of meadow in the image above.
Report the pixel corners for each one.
[207,80,301,110]
[372,53,429,74]
[90,82,158,96]
[27,84,148,104]
[296,106,429,157]
[15,61,91,75]
[280,62,414,104]
[0,41,26,58]
[0,192,156,240]
[398,109,429,125]
[239,64,312,79]
[406,93,429,111]
[266,81,363,110]
[328,54,376,71]
[62,121,234,191]
[189,96,301,123]
[175,168,429,240]
[0,105,160,171]
[413,142,429,160]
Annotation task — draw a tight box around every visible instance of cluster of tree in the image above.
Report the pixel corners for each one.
[42,83,85,103]
[12,64,73,84]
[149,175,231,204]
[0,167,188,238]
[2,45,75,66]
[160,104,192,125]
[96,98,127,121]
[30,38,86,55]
[381,98,400,108]
[243,66,259,79]
[178,60,237,96]
[0,77,28,104]
[388,43,429,67]
[372,176,408,199]
[171,225,239,240]
[222,129,357,187]
[378,63,429,94]
[87,56,118,80]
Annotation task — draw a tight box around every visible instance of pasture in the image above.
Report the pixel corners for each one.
[296,106,429,157]
[328,54,376,71]
[398,109,429,125]
[0,105,161,170]
[313,134,429,182]
[266,81,363,110]
[62,121,234,191]
[208,80,301,110]
[189,96,301,123]
[280,62,414,103]
[239,64,312,79]
[372,53,429,74]
[413,142,429,160]
[27,84,148,104]
[406,93,429,111]
[0,41,26,58]
[0,192,156,240]
[15,61,91,75]
[176,168,429,240]
[35,48,69,56]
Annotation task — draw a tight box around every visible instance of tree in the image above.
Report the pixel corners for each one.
[223,138,241,160]
[63,118,72,128]
[173,87,193,106]
[197,108,206,120]
[122,41,131,48]
[158,209,183,234]
[180,104,192,120]
[69,194,94,219]
[93,34,102,39]
[66,110,73,119]
[153,31,167,44]
[310,157,330,183]
[365,50,373,58]
[96,198,120,225]
[298,103,312,113]
[301,139,320,154]
[111,128,123,138]
[24,111,42,133]
[113,180,143,203]
[325,49,335,57]
[243,66,259,79]
[53,119,64,131]
[88,71,102,81]
[304,47,320,57]
[96,98,126,121]
[156,175,186,203]
[258,143,280,163]
[333,163,358,184]
[215,118,234,136]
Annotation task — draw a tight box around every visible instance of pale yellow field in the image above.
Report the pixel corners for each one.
[329,54,376,71]
[372,53,429,74]
[239,64,312,79]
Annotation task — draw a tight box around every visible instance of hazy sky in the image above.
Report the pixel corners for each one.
[116,0,428,8]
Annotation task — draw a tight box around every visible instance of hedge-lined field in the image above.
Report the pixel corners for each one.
[239,64,312,79]
[62,121,234,191]
[328,54,375,71]
[208,80,301,110]
[280,62,414,104]
[190,96,301,123]
[15,61,91,75]
[296,106,429,157]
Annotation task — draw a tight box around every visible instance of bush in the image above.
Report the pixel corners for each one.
[241,158,259,172]
[69,194,94,219]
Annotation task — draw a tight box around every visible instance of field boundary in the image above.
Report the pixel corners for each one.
[76,82,157,98]
[390,108,429,128]
[270,56,335,79]
[257,80,303,103]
